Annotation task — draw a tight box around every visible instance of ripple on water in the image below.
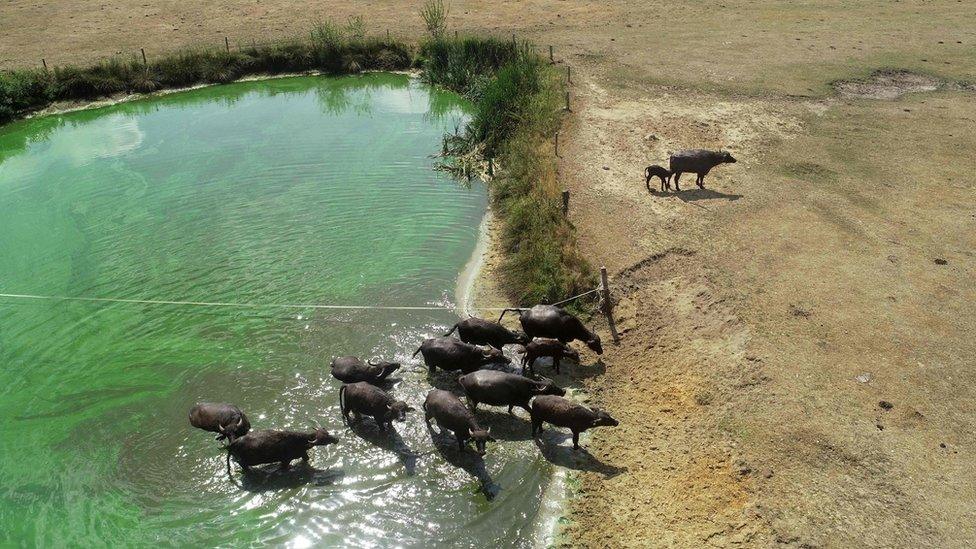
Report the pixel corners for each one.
[0,74,550,547]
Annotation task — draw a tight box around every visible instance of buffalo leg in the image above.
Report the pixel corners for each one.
[554,352,562,374]
[572,431,581,450]
[280,460,291,470]
[374,415,386,431]
[468,398,478,411]
[531,416,543,436]
[507,404,514,414]
[456,433,467,452]
[697,173,705,189]
[302,451,310,462]
[673,172,682,191]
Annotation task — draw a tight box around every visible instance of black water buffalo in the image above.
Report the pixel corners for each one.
[499,305,602,355]
[644,164,672,192]
[423,389,495,455]
[443,316,529,350]
[530,395,618,450]
[226,428,338,473]
[412,337,509,374]
[188,403,251,442]
[458,370,565,415]
[339,382,414,431]
[330,356,401,384]
[521,338,580,375]
[669,149,737,191]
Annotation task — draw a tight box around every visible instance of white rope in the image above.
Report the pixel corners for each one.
[550,287,600,306]
[0,286,602,313]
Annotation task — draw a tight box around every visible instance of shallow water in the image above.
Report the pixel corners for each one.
[0,74,554,546]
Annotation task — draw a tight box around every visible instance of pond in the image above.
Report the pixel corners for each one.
[0,74,557,546]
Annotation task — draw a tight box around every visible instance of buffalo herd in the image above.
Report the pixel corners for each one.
[190,304,618,482]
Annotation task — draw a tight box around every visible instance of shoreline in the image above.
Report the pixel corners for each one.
[455,202,574,548]
[16,69,422,122]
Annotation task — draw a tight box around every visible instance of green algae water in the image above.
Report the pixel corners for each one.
[0,74,554,547]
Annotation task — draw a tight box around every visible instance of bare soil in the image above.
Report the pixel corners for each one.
[4,1,976,547]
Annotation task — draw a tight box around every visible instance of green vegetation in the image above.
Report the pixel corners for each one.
[0,21,411,124]
[421,36,595,305]
[419,0,450,40]
[0,20,593,306]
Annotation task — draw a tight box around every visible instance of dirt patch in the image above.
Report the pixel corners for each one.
[833,70,943,99]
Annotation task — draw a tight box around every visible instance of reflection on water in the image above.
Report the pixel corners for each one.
[0,74,551,547]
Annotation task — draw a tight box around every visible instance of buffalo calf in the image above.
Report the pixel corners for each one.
[521,338,580,375]
[644,164,672,192]
[531,395,618,450]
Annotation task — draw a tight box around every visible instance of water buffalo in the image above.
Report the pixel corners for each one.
[226,428,338,473]
[530,395,618,450]
[498,305,602,355]
[339,382,414,431]
[521,338,580,375]
[644,164,672,192]
[423,389,495,455]
[443,316,529,350]
[188,402,250,442]
[458,370,565,415]
[412,337,509,374]
[330,356,401,384]
[669,149,737,191]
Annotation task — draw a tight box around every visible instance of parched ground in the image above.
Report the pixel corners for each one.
[4,1,975,547]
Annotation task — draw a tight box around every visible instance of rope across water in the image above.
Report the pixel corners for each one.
[0,287,601,313]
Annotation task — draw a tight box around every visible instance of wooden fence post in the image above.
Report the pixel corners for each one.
[555,131,560,157]
[600,266,620,343]
[41,58,48,72]
[565,91,571,111]
[567,65,571,84]
[225,36,230,52]
[141,48,147,65]
[488,157,494,177]
[562,190,570,215]
[549,45,554,62]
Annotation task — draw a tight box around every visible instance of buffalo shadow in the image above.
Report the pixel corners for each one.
[425,422,500,500]
[347,420,419,475]
[468,407,534,442]
[533,431,627,479]
[235,461,345,493]
[530,357,607,389]
[649,188,742,202]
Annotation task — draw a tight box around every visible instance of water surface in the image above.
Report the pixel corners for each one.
[0,74,551,547]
